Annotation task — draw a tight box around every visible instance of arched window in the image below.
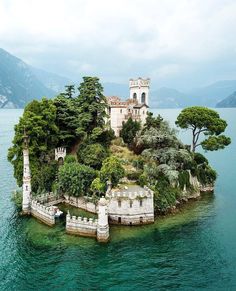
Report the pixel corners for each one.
[141,92,146,103]
[133,93,137,101]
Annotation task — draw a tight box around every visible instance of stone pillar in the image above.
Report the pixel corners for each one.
[97,196,109,242]
[22,132,31,214]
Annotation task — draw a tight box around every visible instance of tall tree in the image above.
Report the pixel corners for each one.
[53,95,80,146]
[76,77,108,137]
[175,106,231,152]
[64,85,75,98]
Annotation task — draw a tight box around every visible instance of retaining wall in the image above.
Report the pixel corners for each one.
[64,195,97,214]
[31,200,55,226]
[66,214,98,237]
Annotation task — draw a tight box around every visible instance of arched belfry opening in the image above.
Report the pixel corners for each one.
[133,93,137,101]
[141,92,146,103]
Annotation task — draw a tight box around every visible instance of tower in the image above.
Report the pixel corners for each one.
[22,131,31,214]
[129,77,150,106]
[97,196,109,242]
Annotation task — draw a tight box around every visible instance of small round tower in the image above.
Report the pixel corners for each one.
[97,196,109,242]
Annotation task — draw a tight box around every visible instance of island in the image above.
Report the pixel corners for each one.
[8,77,230,242]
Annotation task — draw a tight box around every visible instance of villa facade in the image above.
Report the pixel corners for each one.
[106,77,150,136]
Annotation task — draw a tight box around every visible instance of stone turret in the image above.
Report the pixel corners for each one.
[55,147,66,162]
[97,196,109,242]
[22,131,31,214]
[129,77,150,105]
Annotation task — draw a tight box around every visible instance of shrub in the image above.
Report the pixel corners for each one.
[194,152,208,165]
[100,156,125,187]
[58,162,96,196]
[78,143,108,169]
[64,154,77,164]
[126,170,142,181]
[178,170,190,190]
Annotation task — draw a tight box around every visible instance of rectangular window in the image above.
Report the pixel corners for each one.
[118,200,121,207]
[130,200,133,208]
[140,200,143,207]
[120,109,122,113]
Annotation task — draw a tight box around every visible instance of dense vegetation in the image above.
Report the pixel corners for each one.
[9,78,229,214]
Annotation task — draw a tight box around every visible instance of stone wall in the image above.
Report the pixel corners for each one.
[64,195,97,214]
[66,213,98,237]
[106,186,154,225]
[35,192,64,206]
[31,200,55,226]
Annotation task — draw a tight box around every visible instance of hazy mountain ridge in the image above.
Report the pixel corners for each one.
[103,83,236,108]
[0,48,56,108]
[216,91,236,108]
[1,48,236,108]
[31,67,71,93]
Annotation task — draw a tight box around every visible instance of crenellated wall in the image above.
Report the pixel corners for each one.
[66,213,98,237]
[31,200,55,226]
[64,195,97,214]
[106,186,154,225]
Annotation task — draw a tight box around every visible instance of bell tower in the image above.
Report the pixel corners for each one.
[22,131,31,214]
[129,77,150,105]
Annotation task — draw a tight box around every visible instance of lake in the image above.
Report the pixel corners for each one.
[0,108,236,290]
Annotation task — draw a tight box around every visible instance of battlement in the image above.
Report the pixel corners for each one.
[107,186,153,200]
[66,213,98,237]
[31,200,55,226]
[66,213,98,227]
[55,147,66,161]
[129,78,150,88]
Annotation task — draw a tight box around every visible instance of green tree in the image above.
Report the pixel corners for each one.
[76,77,108,136]
[78,143,108,169]
[175,106,231,152]
[91,177,106,196]
[143,112,163,131]
[8,98,59,189]
[120,117,141,145]
[53,95,81,146]
[63,85,75,98]
[100,156,125,187]
[58,162,96,196]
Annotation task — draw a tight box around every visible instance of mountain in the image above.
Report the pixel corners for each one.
[216,91,236,108]
[0,48,58,108]
[103,83,191,108]
[149,87,191,108]
[31,67,71,93]
[187,80,236,107]
[1,47,236,109]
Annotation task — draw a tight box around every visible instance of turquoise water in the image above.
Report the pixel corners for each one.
[1,108,236,290]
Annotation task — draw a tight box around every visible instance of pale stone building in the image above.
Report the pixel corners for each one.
[106,185,154,225]
[106,77,150,136]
